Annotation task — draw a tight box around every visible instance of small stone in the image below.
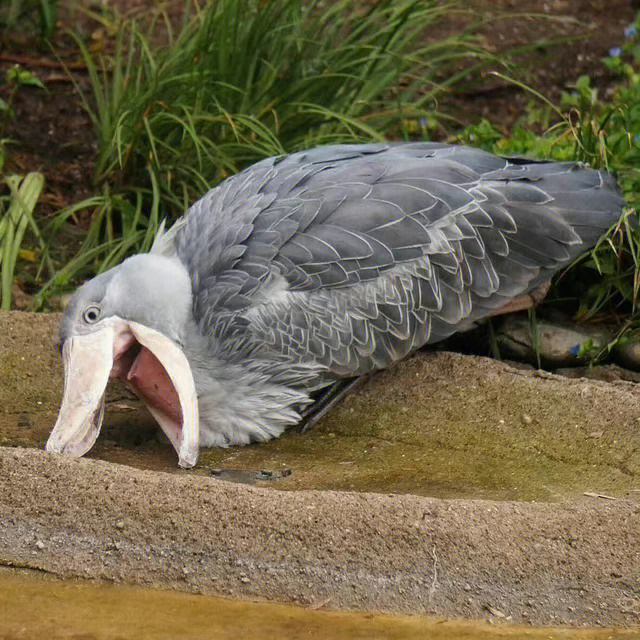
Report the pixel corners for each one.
[115,520,124,530]
[182,567,190,576]
[614,340,640,370]
[35,540,44,550]
[239,575,250,583]
[497,316,610,366]
[463,583,472,592]
[113,541,121,550]
[521,414,533,425]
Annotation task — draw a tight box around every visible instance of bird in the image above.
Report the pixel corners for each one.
[46,142,625,467]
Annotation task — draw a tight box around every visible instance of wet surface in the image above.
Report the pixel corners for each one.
[3,377,637,502]
[1,569,638,640]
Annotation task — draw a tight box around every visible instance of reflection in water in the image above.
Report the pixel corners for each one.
[0,570,636,640]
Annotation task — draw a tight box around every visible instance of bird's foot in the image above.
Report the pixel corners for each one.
[490,279,551,317]
[298,377,363,433]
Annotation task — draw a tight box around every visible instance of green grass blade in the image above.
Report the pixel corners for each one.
[0,172,45,309]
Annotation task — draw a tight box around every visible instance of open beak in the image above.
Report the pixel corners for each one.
[46,319,199,468]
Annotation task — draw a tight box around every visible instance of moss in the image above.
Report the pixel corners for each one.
[1,311,637,501]
[198,354,639,500]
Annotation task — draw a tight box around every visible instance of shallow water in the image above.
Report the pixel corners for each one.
[2,322,639,502]
[0,571,637,640]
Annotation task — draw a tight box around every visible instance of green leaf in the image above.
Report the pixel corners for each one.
[6,65,46,90]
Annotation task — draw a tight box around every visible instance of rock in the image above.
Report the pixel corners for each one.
[614,340,640,370]
[0,312,62,414]
[555,364,640,383]
[496,314,612,366]
[1,310,640,627]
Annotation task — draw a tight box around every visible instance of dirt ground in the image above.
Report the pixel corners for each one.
[0,0,636,304]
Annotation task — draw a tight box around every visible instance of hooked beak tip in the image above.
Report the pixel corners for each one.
[178,446,198,469]
[48,330,112,460]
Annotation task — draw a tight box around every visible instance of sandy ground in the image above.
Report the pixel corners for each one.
[0,310,639,628]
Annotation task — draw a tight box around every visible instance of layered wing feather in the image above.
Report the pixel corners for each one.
[163,143,624,375]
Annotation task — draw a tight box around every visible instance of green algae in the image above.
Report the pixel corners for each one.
[1,310,638,501]
[197,354,639,501]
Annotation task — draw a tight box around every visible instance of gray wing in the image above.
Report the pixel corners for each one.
[168,142,625,375]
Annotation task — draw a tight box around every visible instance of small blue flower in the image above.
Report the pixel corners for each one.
[609,47,622,57]
[625,25,637,39]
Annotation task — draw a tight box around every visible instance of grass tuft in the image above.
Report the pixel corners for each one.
[0,172,45,309]
[39,0,497,296]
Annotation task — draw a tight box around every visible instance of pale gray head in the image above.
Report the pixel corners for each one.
[61,254,192,344]
[47,253,200,468]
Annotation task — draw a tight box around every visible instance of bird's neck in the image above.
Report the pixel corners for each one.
[183,321,326,447]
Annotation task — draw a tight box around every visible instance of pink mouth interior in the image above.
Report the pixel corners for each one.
[110,339,182,426]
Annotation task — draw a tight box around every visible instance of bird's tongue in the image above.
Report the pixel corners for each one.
[126,346,181,425]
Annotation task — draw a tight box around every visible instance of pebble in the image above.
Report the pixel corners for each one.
[115,520,124,530]
[35,540,44,550]
[614,340,640,370]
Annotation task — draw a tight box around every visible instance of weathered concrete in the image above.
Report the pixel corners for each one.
[0,447,639,627]
[1,310,639,628]
[1,310,639,500]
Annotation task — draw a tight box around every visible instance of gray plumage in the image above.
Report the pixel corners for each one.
[61,142,626,449]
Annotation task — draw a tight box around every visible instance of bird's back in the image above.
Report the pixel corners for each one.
[161,143,625,376]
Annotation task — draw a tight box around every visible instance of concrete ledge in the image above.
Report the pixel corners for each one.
[0,447,638,627]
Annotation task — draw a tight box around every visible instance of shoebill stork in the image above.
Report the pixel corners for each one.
[46,143,624,467]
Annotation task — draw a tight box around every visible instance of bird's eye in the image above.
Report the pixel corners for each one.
[83,304,101,324]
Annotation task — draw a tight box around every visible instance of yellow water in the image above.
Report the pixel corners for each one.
[0,571,637,640]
